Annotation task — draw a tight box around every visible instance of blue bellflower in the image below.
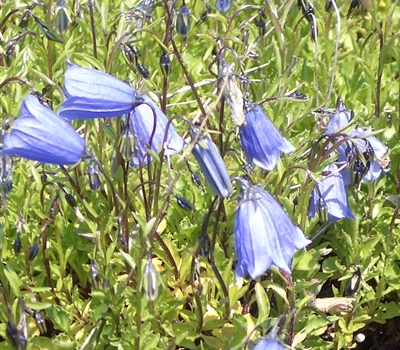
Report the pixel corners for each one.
[325,98,388,183]
[216,0,233,14]
[59,62,137,120]
[235,180,310,279]
[309,163,355,222]
[1,95,86,165]
[253,339,284,350]
[128,94,184,166]
[190,127,232,198]
[334,129,388,184]
[240,102,295,171]
[346,126,388,182]
[326,97,353,135]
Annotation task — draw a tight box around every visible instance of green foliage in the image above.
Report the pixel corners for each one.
[1,0,400,349]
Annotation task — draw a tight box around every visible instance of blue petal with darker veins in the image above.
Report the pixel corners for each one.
[309,163,355,221]
[59,62,136,120]
[191,128,232,198]
[234,180,310,280]
[129,95,184,166]
[240,103,294,171]
[1,95,86,165]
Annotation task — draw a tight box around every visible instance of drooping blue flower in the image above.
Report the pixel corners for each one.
[325,98,388,184]
[309,163,355,222]
[240,102,295,171]
[335,126,388,185]
[190,127,232,198]
[326,97,353,135]
[128,94,185,166]
[253,339,284,350]
[1,94,86,165]
[59,62,137,120]
[216,0,232,13]
[234,179,310,279]
[348,126,388,182]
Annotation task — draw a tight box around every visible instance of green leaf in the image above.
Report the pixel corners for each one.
[254,282,270,325]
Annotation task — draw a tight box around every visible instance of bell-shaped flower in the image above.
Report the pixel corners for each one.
[335,126,388,185]
[235,179,310,279]
[128,94,184,166]
[240,102,295,171]
[348,126,388,182]
[254,339,284,350]
[309,163,355,222]
[253,318,285,350]
[326,97,353,135]
[59,61,137,120]
[190,127,232,198]
[1,95,86,165]
[216,0,232,13]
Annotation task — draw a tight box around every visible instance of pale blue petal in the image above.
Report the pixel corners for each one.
[2,95,85,165]
[240,103,295,171]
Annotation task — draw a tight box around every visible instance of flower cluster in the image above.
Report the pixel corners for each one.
[308,97,388,222]
[234,179,310,279]
[2,61,315,283]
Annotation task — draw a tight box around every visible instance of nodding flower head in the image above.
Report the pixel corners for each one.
[326,97,354,135]
[234,179,310,279]
[127,94,184,167]
[240,102,295,171]
[190,126,232,198]
[59,61,137,120]
[309,163,356,222]
[1,94,86,165]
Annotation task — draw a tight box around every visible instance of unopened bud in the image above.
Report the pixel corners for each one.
[143,258,159,301]
[118,124,135,162]
[136,63,150,79]
[86,163,101,191]
[176,4,191,39]
[33,311,47,334]
[174,194,195,211]
[159,53,171,77]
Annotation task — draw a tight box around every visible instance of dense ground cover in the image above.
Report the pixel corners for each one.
[0,0,399,349]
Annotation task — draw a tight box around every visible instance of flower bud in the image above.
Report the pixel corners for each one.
[118,124,135,162]
[174,194,195,211]
[317,197,328,223]
[89,261,100,289]
[198,233,211,257]
[29,243,39,261]
[122,44,140,66]
[345,265,361,296]
[5,44,15,66]
[176,4,191,39]
[136,63,150,79]
[33,311,47,334]
[191,172,202,187]
[55,0,69,34]
[143,258,159,301]
[86,162,101,191]
[0,128,13,196]
[256,11,266,37]
[14,232,22,255]
[65,193,77,208]
[6,322,20,349]
[159,53,171,77]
